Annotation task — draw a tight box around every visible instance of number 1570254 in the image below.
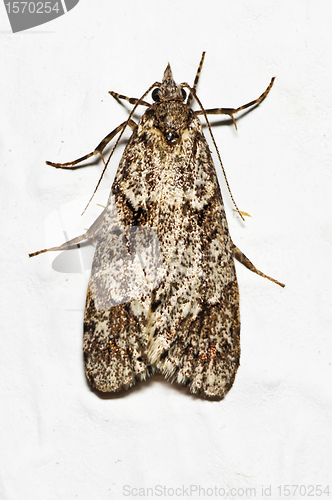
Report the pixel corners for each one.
[5,1,60,14]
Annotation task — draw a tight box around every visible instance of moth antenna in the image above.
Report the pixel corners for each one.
[81,81,161,215]
[186,51,206,107]
[182,83,245,221]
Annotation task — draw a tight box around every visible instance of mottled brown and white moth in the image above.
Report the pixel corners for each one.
[30,53,284,398]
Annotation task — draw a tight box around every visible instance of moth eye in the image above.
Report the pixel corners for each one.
[181,88,187,101]
[152,88,161,102]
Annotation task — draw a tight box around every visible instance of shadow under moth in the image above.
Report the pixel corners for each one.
[30,52,284,399]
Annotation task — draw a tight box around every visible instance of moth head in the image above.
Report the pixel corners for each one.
[152,63,186,103]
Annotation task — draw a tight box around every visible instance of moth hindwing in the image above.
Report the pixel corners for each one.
[30,53,284,399]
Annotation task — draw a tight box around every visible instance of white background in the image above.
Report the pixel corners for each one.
[1,1,331,499]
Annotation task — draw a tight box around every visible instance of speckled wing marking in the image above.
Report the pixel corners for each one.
[84,100,240,398]
[83,195,164,391]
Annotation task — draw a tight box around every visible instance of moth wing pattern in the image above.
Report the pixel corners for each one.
[145,128,241,398]
[84,88,240,398]
[84,196,160,391]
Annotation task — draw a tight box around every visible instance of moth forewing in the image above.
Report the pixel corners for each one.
[31,54,284,399]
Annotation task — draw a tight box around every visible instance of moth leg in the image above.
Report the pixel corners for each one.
[232,242,285,288]
[109,91,150,107]
[195,77,275,129]
[46,119,137,169]
[29,209,106,258]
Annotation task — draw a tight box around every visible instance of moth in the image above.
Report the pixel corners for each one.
[30,53,284,398]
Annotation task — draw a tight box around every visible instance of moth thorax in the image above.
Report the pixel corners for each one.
[155,102,192,145]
